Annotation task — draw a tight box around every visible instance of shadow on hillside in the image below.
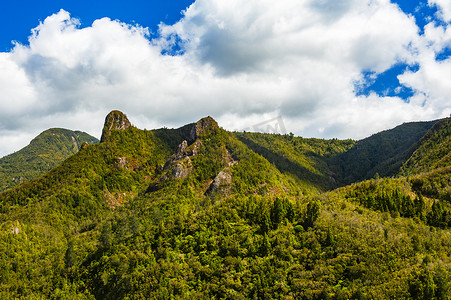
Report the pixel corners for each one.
[152,123,195,152]
[328,120,438,186]
[236,135,335,191]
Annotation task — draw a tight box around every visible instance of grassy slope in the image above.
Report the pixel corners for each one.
[0,128,99,191]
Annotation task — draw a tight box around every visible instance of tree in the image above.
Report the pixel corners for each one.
[270,197,294,229]
[304,200,320,229]
[428,201,444,227]
[64,239,75,269]
[100,221,113,248]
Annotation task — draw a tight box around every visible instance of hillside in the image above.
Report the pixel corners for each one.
[400,118,451,175]
[233,119,439,189]
[0,128,99,191]
[330,120,437,185]
[0,111,449,299]
[234,132,355,192]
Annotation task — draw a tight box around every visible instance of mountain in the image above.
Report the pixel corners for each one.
[233,119,440,189]
[234,131,355,192]
[400,118,451,175]
[0,128,99,192]
[0,111,449,299]
[330,120,437,185]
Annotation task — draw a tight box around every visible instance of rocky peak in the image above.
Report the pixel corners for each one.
[100,110,132,142]
[188,116,219,143]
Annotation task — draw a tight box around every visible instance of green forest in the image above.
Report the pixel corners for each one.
[0,128,98,192]
[0,111,450,299]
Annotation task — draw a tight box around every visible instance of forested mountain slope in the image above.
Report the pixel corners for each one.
[234,119,440,188]
[0,111,449,299]
[234,132,355,192]
[0,128,98,192]
[400,118,451,175]
[330,120,437,185]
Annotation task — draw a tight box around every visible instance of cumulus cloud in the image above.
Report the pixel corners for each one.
[0,1,450,157]
[398,2,451,117]
[429,0,451,22]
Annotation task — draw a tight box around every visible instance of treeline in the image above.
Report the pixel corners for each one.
[344,169,451,228]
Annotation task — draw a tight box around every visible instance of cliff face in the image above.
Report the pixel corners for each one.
[147,116,221,192]
[100,110,132,142]
[188,116,219,143]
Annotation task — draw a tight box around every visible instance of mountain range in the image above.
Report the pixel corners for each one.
[0,110,449,299]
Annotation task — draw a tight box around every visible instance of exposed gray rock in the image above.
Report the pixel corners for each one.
[205,148,238,196]
[100,110,132,142]
[176,140,188,157]
[148,116,223,192]
[71,136,79,151]
[188,116,219,143]
[116,157,128,169]
[209,168,232,192]
[172,157,193,179]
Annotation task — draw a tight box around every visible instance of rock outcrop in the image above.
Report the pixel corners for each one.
[188,116,219,143]
[206,168,232,194]
[160,116,219,179]
[205,148,238,195]
[162,139,200,179]
[147,116,221,192]
[172,158,193,178]
[80,142,90,150]
[100,110,132,142]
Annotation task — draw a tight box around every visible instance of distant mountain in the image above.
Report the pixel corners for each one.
[0,128,99,191]
[330,120,437,185]
[0,111,449,299]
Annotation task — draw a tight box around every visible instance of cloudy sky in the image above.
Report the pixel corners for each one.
[1,0,451,157]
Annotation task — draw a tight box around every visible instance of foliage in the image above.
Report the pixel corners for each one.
[0,128,99,192]
[401,118,451,176]
[234,132,355,192]
[0,115,450,299]
[332,120,436,185]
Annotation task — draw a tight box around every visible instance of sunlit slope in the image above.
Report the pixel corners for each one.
[0,128,99,192]
[400,118,451,175]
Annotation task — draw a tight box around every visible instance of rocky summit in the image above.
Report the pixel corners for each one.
[188,116,219,143]
[100,110,132,142]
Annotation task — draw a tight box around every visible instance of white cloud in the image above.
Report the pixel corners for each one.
[429,0,451,23]
[160,0,416,74]
[397,8,451,118]
[0,53,37,122]
[0,1,450,157]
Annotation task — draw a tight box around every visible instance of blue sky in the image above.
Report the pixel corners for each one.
[0,0,194,51]
[356,0,451,98]
[0,0,451,157]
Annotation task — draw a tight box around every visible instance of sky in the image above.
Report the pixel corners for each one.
[1,0,451,157]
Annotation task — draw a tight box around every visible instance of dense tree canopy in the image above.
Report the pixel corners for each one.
[0,114,450,299]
